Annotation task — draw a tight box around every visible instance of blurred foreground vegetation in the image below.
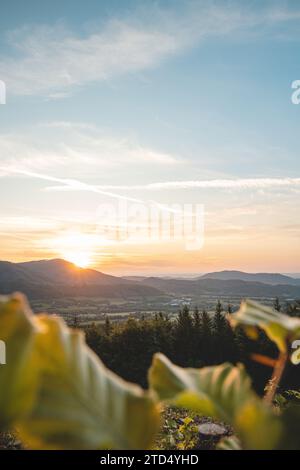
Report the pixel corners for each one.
[0,294,299,450]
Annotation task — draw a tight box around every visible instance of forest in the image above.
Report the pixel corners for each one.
[85,299,300,394]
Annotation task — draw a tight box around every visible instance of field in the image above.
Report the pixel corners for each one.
[30,293,286,327]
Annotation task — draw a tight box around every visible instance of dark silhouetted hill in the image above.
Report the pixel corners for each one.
[0,259,162,299]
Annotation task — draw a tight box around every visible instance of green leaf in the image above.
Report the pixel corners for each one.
[230,300,300,353]
[217,436,241,450]
[149,353,281,449]
[0,294,40,430]
[18,315,160,450]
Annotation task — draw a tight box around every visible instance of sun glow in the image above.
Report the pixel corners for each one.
[64,251,91,269]
[47,232,99,268]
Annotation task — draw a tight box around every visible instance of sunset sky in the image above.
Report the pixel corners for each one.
[0,0,300,275]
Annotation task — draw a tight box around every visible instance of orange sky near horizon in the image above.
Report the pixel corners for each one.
[1,2,300,277]
[0,224,299,276]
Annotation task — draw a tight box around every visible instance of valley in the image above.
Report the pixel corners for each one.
[1,258,298,327]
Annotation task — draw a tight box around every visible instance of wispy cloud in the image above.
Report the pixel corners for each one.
[1,1,299,97]
[0,17,180,97]
[1,167,204,221]
[0,167,142,203]
[53,177,300,192]
[0,121,179,178]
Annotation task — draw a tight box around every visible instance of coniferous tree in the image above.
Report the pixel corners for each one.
[234,326,249,363]
[153,312,173,359]
[192,306,204,367]
[199,309,213,364]
[104,316,112,336]
[285,301,300,317]
[174,305,194,366]
[212,300,236,364]
[212,301,226,363]
[193,306,201,330]
[273,297,281,312]
[84,301,299,392]
[111,317,153,386]
[227,303,233,314]
[216,300,223,315]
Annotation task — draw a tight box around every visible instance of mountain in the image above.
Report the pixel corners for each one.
[139,276,300,298]
[0,259,161,299]
[18,259,128,286]
[1,260,300,302]
[198,270,300,286]
[121,276,148,282]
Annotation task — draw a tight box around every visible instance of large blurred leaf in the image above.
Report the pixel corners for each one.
[230,300,300,353]
[18,315,160,450]
[149,353,281,449]
[0,294,39,430]
[217,436,241,450]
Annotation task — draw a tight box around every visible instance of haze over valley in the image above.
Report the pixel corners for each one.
[1,258,299,325]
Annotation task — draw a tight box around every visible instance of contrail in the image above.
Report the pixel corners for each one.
[57,177,300,191]
[1,166,196,215]
[0,167,142,203]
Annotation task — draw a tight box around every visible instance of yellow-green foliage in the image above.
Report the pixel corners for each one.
[230,299,300,353]
[0,294,160,450]
[149,355,281,449]
[0,294,299,450]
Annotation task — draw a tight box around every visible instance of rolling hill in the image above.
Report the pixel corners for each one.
[139,276,300,298]
[1,260,300,302]
[198,270,300,285]
[0,259,162,299]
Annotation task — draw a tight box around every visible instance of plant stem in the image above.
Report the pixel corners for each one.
[264,350,289,404]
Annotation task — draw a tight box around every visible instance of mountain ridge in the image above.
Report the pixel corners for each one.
[139,276,300,297]
[1,259,300,301]
[198,270,300,285]
[0,259,162,299]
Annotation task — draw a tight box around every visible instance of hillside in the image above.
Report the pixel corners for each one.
[140,276,300,298]
[0,259,162,299]
[199,270,300,285]
[1,259,300,302]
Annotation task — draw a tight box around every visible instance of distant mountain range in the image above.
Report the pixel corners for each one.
[198,270,300,285]
[0,259,162,299]
[0,260,300,300]
[138,277,300,297]
[125,269,300,298]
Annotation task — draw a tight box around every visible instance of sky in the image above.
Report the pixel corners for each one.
[0,0,300,275]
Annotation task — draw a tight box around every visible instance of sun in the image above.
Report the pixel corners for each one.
[64,252,91,269]
[46,231,114,269]
[50,232,96,269]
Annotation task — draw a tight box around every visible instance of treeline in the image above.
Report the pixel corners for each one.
[85,299,300,394]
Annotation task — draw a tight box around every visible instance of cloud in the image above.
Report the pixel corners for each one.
[2,121,298,202]
[0,167,143,204]
[1,1,299,97]
[56,177,300,192]
[0,121,179,178]
[0,18,181,97]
